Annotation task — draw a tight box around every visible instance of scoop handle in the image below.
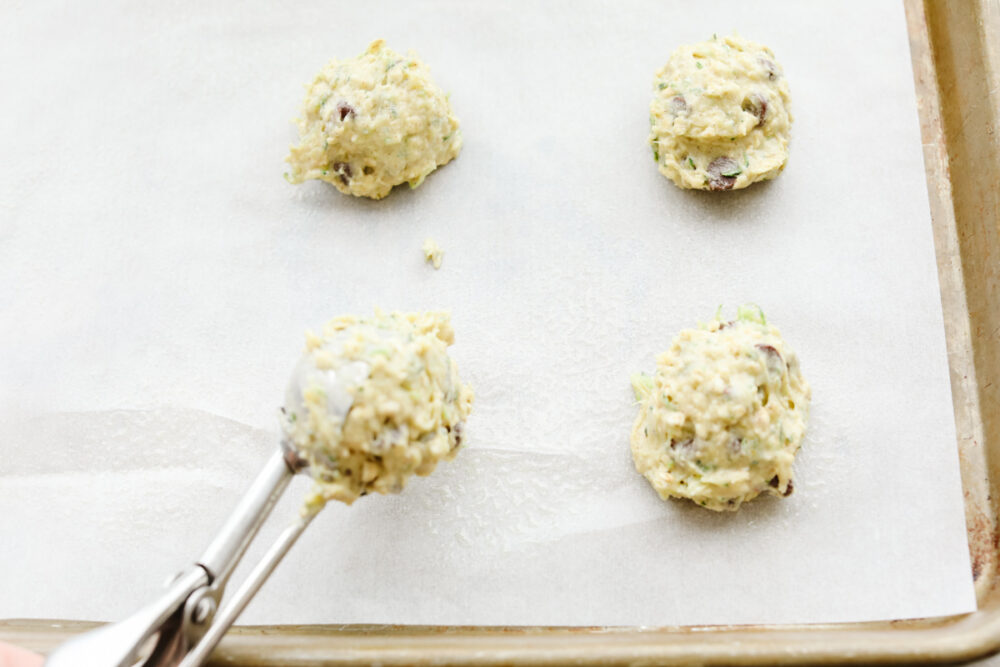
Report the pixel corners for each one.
[43,567,208,667]
[196,447,299,587]
[179,511,315,667]
[44,445,304,667]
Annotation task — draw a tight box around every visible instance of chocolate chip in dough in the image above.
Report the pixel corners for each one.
[336,101,356,121]
[332,161,352,185]
[741,94,768,126]
[707,157,740,191]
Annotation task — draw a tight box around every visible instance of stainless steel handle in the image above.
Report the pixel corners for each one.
[197,448,296,588]
[179,512,315,667]
[44,445,306,667]
[43,567,208,667]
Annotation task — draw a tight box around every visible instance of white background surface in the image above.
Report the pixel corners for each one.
[0,0,977,626]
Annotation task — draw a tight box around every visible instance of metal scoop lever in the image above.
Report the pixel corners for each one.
[43,445,304,667]
[177,480,315,667]
[44,355,373,666]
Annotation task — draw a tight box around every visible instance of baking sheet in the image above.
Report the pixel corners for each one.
[0,0,976,626]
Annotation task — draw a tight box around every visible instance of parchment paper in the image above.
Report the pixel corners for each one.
[0,0,976,626]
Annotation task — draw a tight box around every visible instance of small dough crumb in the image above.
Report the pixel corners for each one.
[630,305,810,511]
[422,238,444,269]
[283,311,473,508]
[649,35,792,191]
[286,40,462,200]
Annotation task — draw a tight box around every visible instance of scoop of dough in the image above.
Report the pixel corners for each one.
[649,35,792,191]
[630,306,810,511]
[283,311,474,507]
[286,40,462,200]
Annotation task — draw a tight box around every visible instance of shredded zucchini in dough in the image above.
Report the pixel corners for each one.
[286,40,461,200]
[649,35,792,191]
[630,306,810,511]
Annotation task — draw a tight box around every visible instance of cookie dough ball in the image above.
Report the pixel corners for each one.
[649,35,792,191]
[286,40,462,200]
[283,311,474,507]
[630,306,810,511]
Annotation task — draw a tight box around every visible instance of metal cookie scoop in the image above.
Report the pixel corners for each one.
[44,357,371,667]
